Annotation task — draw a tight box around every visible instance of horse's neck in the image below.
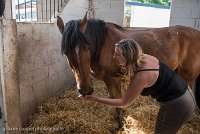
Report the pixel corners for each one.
[106,24,127,43]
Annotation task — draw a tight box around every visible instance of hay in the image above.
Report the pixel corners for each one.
[26,79,200,134]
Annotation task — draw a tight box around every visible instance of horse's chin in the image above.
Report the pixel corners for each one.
[77,88,94,96]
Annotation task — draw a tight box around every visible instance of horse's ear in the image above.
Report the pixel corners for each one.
[80,12,88,33]
[57,16,64,34]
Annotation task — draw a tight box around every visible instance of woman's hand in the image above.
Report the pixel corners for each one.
[79,93,98,102]
[79,93,126,108]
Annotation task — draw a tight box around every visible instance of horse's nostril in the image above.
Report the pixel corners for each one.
[78,88,94,96]
[87,88,94,95]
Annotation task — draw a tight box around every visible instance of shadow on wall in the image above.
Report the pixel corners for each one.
[0,0,5,17]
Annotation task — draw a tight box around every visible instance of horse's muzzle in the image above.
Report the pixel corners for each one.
[77,87,94,96]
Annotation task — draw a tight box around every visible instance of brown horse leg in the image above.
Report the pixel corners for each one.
[175,59,200,109]
[175,67,200,106]
[103,76,125,129]
[175,67,198,91]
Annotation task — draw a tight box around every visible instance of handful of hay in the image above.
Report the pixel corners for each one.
[27,79,200,134]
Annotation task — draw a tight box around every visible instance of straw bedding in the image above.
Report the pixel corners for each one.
[27,78,200,134]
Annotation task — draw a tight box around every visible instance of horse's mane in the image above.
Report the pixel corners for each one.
[61,19,107,62]
[108,22,126,31]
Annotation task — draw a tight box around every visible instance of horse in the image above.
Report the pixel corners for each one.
[57,13,200,128]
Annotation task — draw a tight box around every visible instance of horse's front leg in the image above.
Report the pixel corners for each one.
[103,76,125,129]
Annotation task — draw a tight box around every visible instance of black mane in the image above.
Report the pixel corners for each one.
[61,19,107,62]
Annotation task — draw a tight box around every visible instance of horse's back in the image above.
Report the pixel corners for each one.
[132,25,200,106]
[126,25,200,82]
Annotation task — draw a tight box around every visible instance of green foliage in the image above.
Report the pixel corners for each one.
[126,0,170,6]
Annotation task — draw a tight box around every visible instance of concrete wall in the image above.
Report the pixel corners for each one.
[16,0,89,125]
[17,22,74,124]
[92,0,124,26]
[0,19,21,134]
[170,0,200,30]
[57,0,124,25]
[58,0,88,23]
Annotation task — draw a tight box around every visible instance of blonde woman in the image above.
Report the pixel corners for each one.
[80,38,195,134]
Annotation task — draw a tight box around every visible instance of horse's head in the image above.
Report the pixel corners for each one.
[57,13,94,96]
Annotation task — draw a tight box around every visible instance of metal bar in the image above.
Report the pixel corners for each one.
[36,0,38,21]
[54,0,55,18]
[10,0,13,18]
[31,0,32,21]
[61,0,62,8]
[42,0,43,22]
[58,0,59,12]
[18,0,20,21]
[46,0,47,21]
[49,0,51,22]
[25,0,26,21]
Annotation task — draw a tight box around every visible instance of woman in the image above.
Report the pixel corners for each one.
[80,38,196,134]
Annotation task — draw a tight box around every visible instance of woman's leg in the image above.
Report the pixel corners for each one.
[154,88,196,134]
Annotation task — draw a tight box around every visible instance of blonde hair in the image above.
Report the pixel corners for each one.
[115,38,144,72]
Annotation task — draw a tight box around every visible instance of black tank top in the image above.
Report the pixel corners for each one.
[138,61,187,102]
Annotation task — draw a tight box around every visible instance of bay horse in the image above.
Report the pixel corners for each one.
[57,14,200,128]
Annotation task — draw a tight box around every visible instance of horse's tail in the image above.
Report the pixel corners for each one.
[195,74,200,108]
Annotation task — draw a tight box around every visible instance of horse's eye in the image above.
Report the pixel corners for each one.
[84,44,90,50]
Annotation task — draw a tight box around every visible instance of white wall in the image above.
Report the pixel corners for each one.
[57,0,124,26]
[130,5,170,28]
[170,0,200,30]
[59,0,88,23]
[93,0,124,26]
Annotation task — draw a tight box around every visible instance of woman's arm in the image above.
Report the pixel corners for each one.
[82,94,125,108]
[80,72,148,108]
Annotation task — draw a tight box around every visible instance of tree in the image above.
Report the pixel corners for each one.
[126,0,170,6]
